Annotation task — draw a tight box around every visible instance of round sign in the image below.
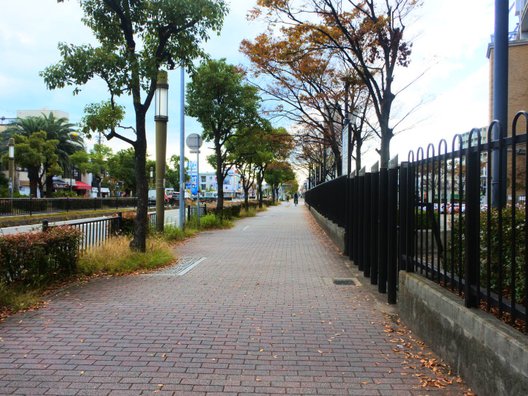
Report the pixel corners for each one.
[186,133,203,150]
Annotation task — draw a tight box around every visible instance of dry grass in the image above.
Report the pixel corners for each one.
[239,207,258,218]
[78,236,175,276]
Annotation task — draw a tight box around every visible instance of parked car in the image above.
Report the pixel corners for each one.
[148,189,171,205]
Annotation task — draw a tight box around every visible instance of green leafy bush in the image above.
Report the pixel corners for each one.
[0,226,82,286]
[203,213,233,229]
[214,204,241,219]
[449,206,526,303]
[162,224,197,241]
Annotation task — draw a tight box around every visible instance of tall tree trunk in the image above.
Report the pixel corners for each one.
[355,139,363,174]
[243,185,250,210]
[215,143,224,213]
[257,171,263,208]
[45,174,54,197]
[130,111,148,252]
[28,167,39,198]
[379,118,393,169]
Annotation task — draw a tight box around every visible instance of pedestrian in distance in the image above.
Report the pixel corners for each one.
[293,192,299,206]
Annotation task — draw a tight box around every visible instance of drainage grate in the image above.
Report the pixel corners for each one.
[149,256,206,276]
[332,278,357,285]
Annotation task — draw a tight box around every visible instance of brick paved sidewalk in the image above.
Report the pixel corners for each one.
[0,203,468,395]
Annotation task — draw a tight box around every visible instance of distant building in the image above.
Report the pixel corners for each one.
[16,109,69,120]
[459,127,488,148]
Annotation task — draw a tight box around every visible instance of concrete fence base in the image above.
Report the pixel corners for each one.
[399,272,528,396]
[306,205,345,252]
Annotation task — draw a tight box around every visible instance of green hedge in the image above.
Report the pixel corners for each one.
[214,204,242,219]
[415,209,440,230]
[448,206,526,302]
[0,227,82,286]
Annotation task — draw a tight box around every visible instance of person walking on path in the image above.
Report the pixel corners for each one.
[0,204,469,395]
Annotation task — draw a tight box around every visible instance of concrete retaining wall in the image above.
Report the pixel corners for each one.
[399,272,528,396]
[307,206,345,253]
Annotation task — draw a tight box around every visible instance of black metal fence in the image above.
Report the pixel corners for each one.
[0,197,138,216]
[305,112,528,333]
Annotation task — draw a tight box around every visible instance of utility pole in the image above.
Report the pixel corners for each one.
[492,0,509,207]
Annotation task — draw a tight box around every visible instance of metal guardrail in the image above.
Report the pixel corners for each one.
[44,214,122,253]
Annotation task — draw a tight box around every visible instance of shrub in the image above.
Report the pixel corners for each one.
[0,226,81,286]
[120,211,137,235]
[162,224,198,242]
[448,206,526,303]
[414,209,440,230]
[196,213,233,229]
[213,204,241,219]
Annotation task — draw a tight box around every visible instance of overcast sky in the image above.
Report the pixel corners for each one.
[0,0,508,172]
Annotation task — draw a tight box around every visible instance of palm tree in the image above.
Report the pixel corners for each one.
[39,113,84,196]
[2,113,84,197]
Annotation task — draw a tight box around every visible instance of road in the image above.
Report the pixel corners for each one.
[0,209,184,236]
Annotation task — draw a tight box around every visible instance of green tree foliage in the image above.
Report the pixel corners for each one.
[43,0,228,252]
[186,59,261,211]
[227,119,293,209]
[2,113,84,197]
[165,155,188,191]
[14,132,61,197]
[264,161,296,203]
[107,148,137,195]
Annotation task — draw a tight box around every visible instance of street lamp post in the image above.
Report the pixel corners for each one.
[179,66,186,229]
[155,71,169,232]
[149,167,154,188]
[8,138,15,202]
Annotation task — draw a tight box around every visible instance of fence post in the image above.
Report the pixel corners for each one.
[187,205,191,222]
[370,163,380,285]
[465,145,481,308]
[346,177,354,260]
[387,156,399,304]
[42,219,49,232]
[357,168,366,271]
[378,167,388,294]
[117,212,123,234]
[344,174,350,256]
[350,174,357,262]
[399,162,415,272]
[363,172,372,278]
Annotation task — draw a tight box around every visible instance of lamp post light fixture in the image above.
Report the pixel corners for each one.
[149,166,154,188]
[8,138,15,201]
[155,71,169,232]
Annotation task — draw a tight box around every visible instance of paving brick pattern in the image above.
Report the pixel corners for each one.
[0,203,467,395]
